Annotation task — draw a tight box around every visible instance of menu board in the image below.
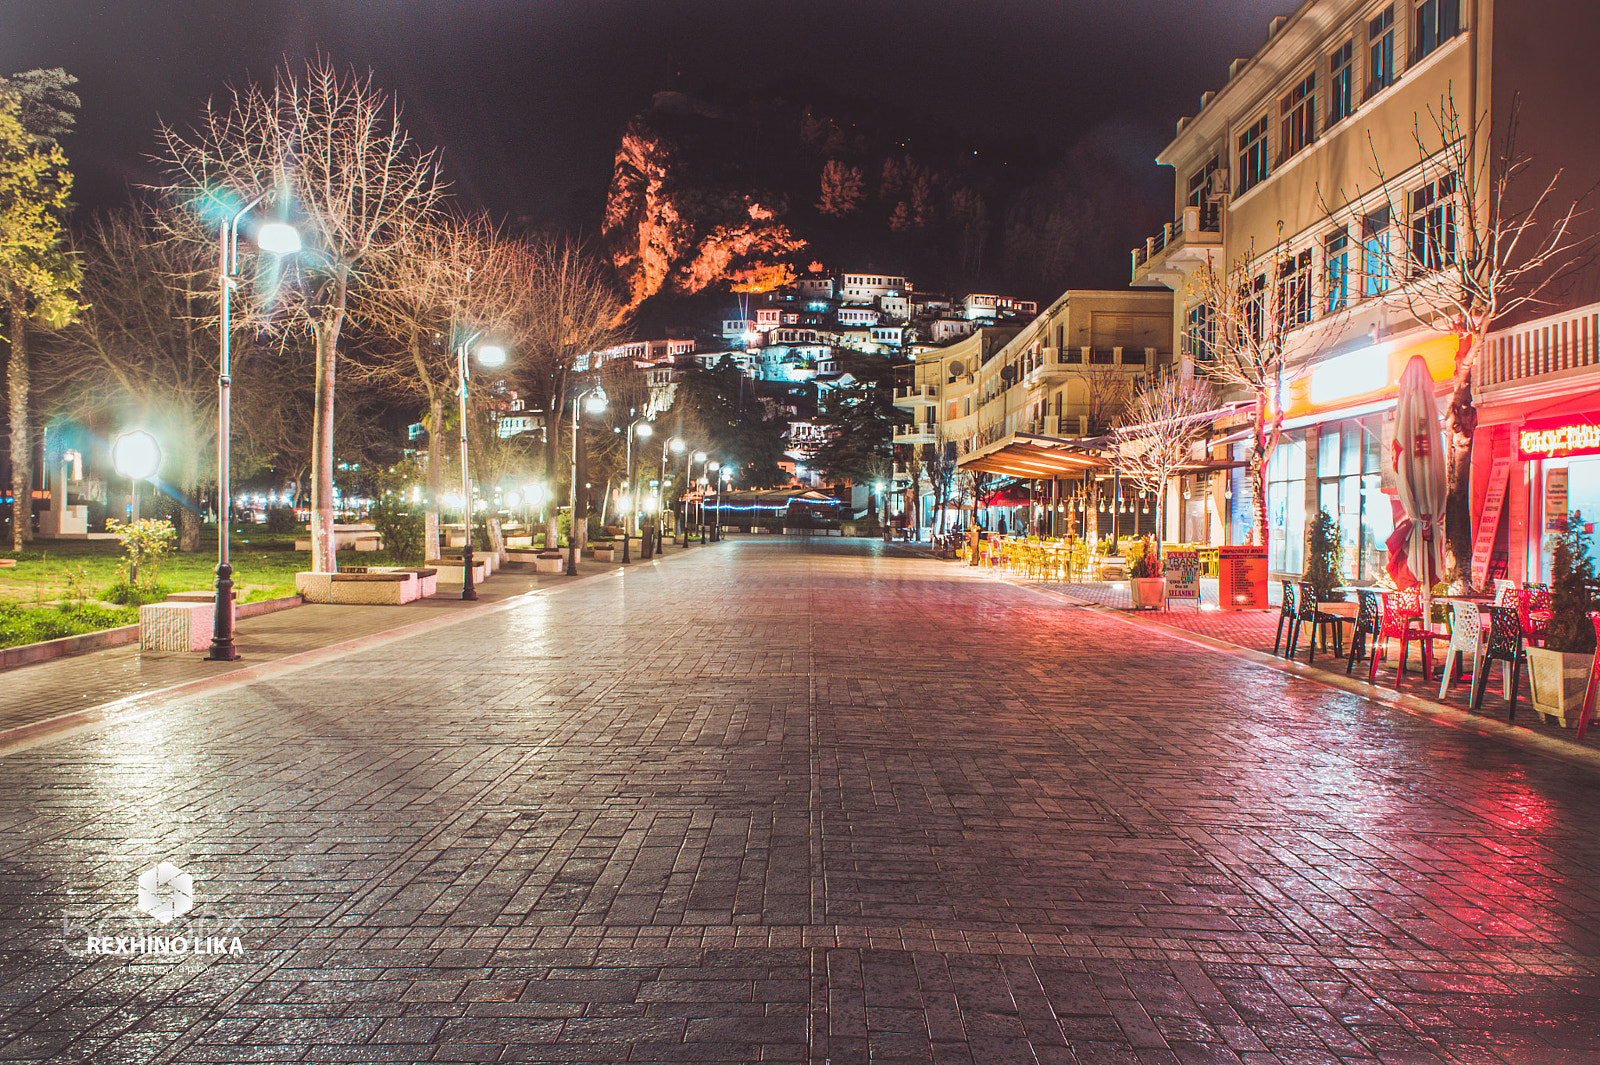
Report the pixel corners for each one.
[1218,545,1269,610]
[1545,467,1569,533]
[1163,549,1200,606]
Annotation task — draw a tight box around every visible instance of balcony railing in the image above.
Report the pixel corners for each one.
[1478,302,1600,391]
[1130,203,1223,277]
[892,384,939,404]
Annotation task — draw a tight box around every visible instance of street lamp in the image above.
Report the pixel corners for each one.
[663,438,685,547]
[568,385,608,577]
[705,460,721,542]
[622,419,652,563]
[455,333,506,601]
[714,464,732,541]
[111,431,161,584]
[682,450,705,546]
[210,194,299,662]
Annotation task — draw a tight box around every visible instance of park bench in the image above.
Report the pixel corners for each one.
[139,590,236,652]
[533,551,566,575]
[294,523,382,552]
[295,568,428,605]
[425,557,489,589]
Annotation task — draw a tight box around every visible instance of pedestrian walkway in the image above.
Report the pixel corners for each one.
[0,543,704,745]
[2,537,1599,1064]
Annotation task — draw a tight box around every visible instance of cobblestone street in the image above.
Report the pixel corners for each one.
[3,536,1600,1064]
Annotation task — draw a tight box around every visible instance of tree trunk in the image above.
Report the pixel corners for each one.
[176,494,200,552]
[308,268,348,574]
[423,373,443,563]
[1442,336,1478,586]
[8,293,31,549]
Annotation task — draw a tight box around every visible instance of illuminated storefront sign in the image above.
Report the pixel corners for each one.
[1518,416,1600,459]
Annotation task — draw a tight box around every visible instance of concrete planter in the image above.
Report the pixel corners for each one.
[1129,577,1166,610]
[533,553,567,575]
[1526,646,1597,727]
[591,544,616,562]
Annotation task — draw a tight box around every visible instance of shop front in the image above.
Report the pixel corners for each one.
[1473,406,1600,585]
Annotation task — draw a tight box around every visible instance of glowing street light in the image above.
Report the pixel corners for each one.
[211,193,299,662]
[455,332,509,601]
[568,385,608,577]
[112,429,161,585]
[622,418,652,564]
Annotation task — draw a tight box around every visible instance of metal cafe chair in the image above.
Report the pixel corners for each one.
[1273,580,1298,656]
[1470,605,1527,720]
[1438,599,1485,701]
[1345,590,1381,675]
[1291,581,1350,664]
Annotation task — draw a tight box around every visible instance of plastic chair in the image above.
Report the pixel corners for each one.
[1345,590,1381,675]
[1520,585,1553,645]
[1470,605,1526,719]
[1577,613,1600,741]
[1371,590,1447,684]
[1438,600,1486,700]
[1274,580,1299,656]
[1291,581,1350,664]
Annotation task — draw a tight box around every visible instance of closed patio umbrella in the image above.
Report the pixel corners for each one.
[1386,355,1447,604]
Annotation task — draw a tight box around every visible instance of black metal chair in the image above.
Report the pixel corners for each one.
[1345,589,1381,675]
[1291,581,1350,664]
[1470,605,1526,719]
[1274,580,1299,656]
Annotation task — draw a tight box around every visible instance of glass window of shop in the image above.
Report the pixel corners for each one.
[1267,431,1306,573]
[1534,454,1600,582]
[1317,418,1392,582]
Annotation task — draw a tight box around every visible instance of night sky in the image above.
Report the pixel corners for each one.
[6,0,1287,230]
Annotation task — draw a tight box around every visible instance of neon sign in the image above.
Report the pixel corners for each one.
[1519,419,1600,459]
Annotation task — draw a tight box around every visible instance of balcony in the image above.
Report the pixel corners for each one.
[1477,302,1600,394]
[1130,203,1222,288]
[893,423,938,446]
[892,384,939,407]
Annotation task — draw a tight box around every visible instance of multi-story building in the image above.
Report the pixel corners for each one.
[1131,0,1600,582]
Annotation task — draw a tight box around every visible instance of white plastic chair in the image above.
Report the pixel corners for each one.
[1439,599,1486,700]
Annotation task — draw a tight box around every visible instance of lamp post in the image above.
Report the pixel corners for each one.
[112,430,161,585]
[455,333,506,601]
[210,195,299,662]
[714,465,731,541]
[568,385,608,577]
[662,438,684,548]
[622,419,652,564]
[704,461,720,543]
[682,450,705,546]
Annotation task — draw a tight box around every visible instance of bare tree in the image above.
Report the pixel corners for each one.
[924,439,955,536]
[155,59,445,573]
[52,209,214,550]
[1349,92,1594,583]
[1110,371,1215,557]
[507,237,629,549]
[353,211,528,557]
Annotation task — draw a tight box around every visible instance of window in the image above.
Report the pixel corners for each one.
[1415,0,1460,59]
[1316,418,1392,582]
[1243,273,1267,345]
[1324,229,1350,313]
[1280,249,1313,328]
[1329,39,1355,122]
[1368,6,1395,97]
[1410,173,1458,273]
[1362,206,1393,297]
[1279,72,1316,162]
[1236,114,1270,195]
[1187,154,1221,207]
[1267,432,1306,574]
[1183,303,1215,363]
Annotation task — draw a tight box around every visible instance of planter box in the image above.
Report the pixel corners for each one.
[1527,646,1597,728]
[533,553,567,575]
[1129,576,1166,610]
[591,544,616,562]
[295,570,424,605]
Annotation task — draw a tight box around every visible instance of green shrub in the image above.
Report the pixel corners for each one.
[104,581,172,607]
[106,517,177,589]
[369,497,425,565]
[0,602,139,650]
[1546,508,1599,655]
[1304,509,1345,602]
[265,506,298,533]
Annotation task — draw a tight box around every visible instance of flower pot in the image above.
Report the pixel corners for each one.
[1526,646,1597,728]
[1130,576,1166,610]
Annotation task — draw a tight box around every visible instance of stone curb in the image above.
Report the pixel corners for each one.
[0,594,305,674]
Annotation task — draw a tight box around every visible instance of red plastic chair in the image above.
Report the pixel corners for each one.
[1370,589,1447,684]
[1577,612,1600,741]
[1520,585,1553,646]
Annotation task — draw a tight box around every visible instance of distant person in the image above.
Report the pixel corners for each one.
[998,516,1007,536]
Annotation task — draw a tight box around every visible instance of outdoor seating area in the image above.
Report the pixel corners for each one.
[961,534,1209,585]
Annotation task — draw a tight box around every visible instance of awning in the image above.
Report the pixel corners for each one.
[957,433,1110,479]
[980,484,1033,506]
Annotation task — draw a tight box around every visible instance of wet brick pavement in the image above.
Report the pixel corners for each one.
[2,537,1600,1063]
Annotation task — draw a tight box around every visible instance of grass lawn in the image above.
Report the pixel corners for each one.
[0,526,415,651]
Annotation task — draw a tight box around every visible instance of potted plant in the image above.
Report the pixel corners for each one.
[1126,535,1165,609]
[1527,508,1599,727]
[1304,509,1345,602]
